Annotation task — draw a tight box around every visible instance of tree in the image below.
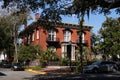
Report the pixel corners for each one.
[91,32,100,57]
[0,15,14,60]
[0,8,30,62]
[99,17,120,60]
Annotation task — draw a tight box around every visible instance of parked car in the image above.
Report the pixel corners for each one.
[83,61,118,73]
[11,63,24,71]
[0,60,11,68]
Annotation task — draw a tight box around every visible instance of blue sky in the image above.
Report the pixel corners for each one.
[56,10,119,34]
[29,9,119,34]
[0,1,119,34]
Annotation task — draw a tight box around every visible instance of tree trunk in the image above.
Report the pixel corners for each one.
[13,37,18,62]
[13,24,18,62]
[79,14,84,73]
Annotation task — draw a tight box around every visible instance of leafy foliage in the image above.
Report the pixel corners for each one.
[1,0,120,19]
[18,45,43,61]
[39,50,59,63]
[99,17,120,59]
[0,17,13,51]
[91,32,101,56]
[3,12,29,62]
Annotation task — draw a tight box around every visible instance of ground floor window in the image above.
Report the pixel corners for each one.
[48,46,56,52]
[61,43,75,60]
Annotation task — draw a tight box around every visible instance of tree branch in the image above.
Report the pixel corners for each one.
[98,0,120,9]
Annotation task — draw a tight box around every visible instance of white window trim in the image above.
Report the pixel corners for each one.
[78,33,85,43]
[82,33,84,43]
[71,45,75,60]
[61,44,67,58]
[36,29,39,39]
[48,29,56,41]
[32,33,34,41]
[62,43,76,60]
[64,30,71,42]
[28,34,30,44]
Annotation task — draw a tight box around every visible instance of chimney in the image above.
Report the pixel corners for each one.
[35,13,40,21]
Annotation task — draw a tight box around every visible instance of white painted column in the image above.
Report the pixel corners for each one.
[71,45,75,60]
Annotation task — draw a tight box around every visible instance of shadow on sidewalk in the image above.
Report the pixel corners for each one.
[40,67,72,74]
[30,67,84,80]
[29,67,120,80]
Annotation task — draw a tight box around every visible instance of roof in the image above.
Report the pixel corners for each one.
[19,19,93,37]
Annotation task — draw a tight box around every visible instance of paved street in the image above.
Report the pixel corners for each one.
[0,68,120,80]
[30,66,120,80]
[0,68,36,80]
[31,72,120,80]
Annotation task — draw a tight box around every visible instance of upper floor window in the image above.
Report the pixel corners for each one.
[77,33,84,43]
[36,29,39,39]
[48,29,56,41]
[64,30,71,42]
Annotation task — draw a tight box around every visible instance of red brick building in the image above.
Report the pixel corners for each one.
[20,14,92,60]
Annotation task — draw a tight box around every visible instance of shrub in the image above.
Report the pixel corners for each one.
[71,60,80,66]
[60,58,69,66]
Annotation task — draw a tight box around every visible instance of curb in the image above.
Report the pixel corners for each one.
[26,69,47,74]
[26,68,78,75]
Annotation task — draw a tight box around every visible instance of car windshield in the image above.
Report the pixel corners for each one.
[92,61,101,65]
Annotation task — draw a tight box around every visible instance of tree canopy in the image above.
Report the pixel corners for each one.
[0,17,13,51]
[0,8,29,62]
[99,17,120,60]
[1,0,120,21]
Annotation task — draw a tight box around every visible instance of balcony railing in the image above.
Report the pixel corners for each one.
[46,37,60,43]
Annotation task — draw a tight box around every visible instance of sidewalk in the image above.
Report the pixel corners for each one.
[27,66,74,75]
